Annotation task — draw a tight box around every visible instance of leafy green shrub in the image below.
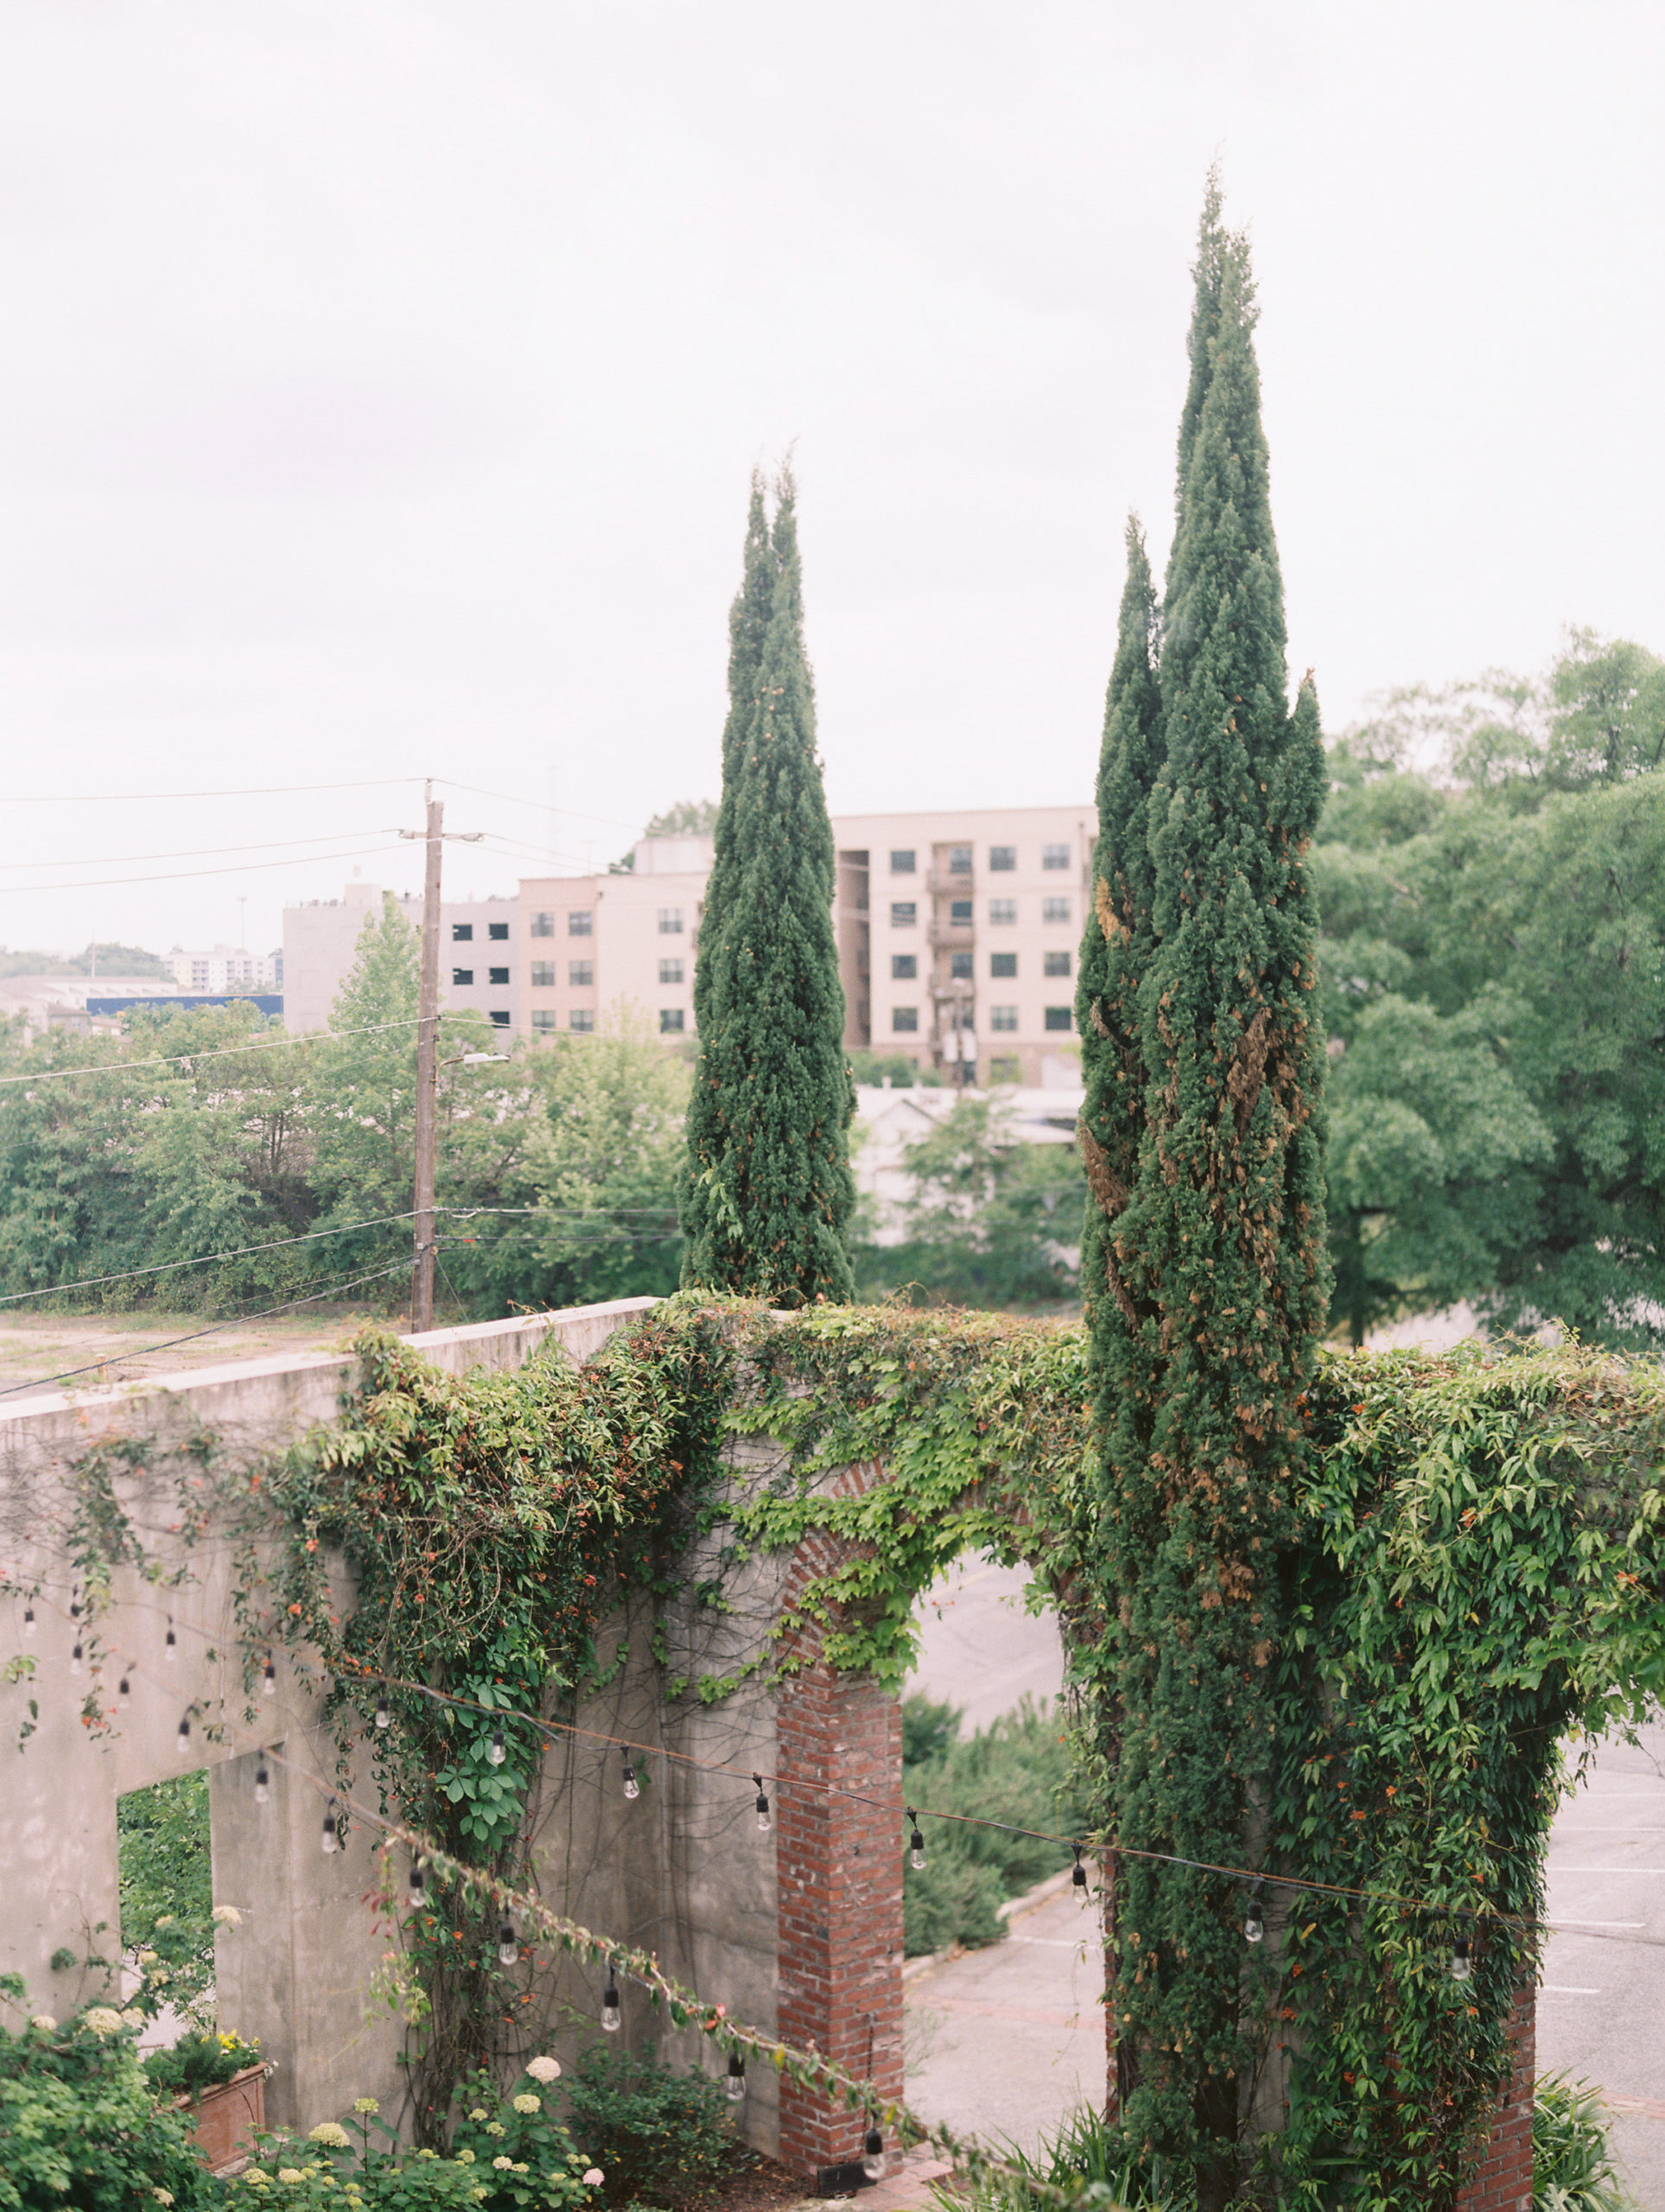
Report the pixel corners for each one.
[901,1694,1088,1956]
[450,2068,597,2211]
[0,1985,220,2210]
[1534,2074,1633,2211]
[935,2102,1192,2212]
[143,2030,262,2101]
[118,1774,216,2026]
[560,2044,734,2208]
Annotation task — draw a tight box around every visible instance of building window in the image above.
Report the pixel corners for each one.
[488,967,509,986]
[452,923,473,942]
[659,1008,685,1033]
[989,845,1016,872]
[1044,1006,1072,1031]
[988,898,1016,925]
[989,1055,1021,1084]
[658,907,683,933]
[1042,897,1071,925]
[531,962,556,988]
[488,1009,510,1027]
[947,843,972,874]
[1044,949,1071,978]
[890,849,916,874]
[569,1008,594,1033]
[659,958,684,984]
[1042,842,1070,870]
[569,960,594,987]
[452,967,474,986]
[891,901,917,927]
[990,950,1017,979]
[950,899,973,925]
[989,1005,1019,1032]
[530,911,554,938]
[488,921,509,941]
[531,1009,557,1033]
[949,950,974,981]
[569,911,593,937]
[892,953,917,980]
[892,1007,919,1033]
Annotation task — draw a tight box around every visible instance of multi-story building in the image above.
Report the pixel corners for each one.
[831,806,1095,1088]
[281,810,1094,1086]
[167,944,282,992]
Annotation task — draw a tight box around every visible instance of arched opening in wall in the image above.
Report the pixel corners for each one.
[899,1552,1102,2161]
[117,1772,215,2056]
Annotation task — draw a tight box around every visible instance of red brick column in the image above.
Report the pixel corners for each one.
[1454,1982,1535,2212]
[773,1485,906,2189]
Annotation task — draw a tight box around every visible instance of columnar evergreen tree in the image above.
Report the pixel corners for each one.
[1079,181,1330,2203]
[679,467,855,1303]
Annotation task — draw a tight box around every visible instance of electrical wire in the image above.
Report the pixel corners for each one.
[0,830,405,873]
[0,1015,432,1088]
[435,779,645,836]
[0,842,405,896]
[1,778,422,804]
[0,1209,423,1310]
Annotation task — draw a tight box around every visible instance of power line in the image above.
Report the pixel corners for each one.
[0,778,421,804]
[0,842,404,896]
[0,1015,429,1088]
[0,1208,423,1309]
[435,779,645,837]
[0,830,404,873]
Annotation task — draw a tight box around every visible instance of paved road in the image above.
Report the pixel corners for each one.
[907,1559,1665,2201]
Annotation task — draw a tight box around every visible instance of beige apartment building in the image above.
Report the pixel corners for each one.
[283,809,1094,1085]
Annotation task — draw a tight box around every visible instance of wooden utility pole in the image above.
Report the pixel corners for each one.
[398,783,482,1333]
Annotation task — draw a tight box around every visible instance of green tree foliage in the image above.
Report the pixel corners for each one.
[854,1096,1081,1306]
[116,1774,215,2024]
[680,467,855,1304]
[1078,181,1329,2199]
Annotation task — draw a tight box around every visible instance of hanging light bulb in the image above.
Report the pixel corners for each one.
[254,1758,270,1806]
[862,2126,885,2183]
[69,1586,82,1621]
[1071,1846,1088,1891]
[907,1810,926,1872]
[118,1669,130,1699]
[69,1643,84,1679]
[177,1712,193,1756]
[21,1606,35,1641]
[262,1656,276,1697]
[753,1775,772,1836]
[1451,1936,1471,1983]
[407,1856,425,1910]
[374,1685,391,1731]
[622,1756,639,1802]
[498,1916,518,1967]
[601,1974,621,2032]
[164,1621,178,1662]
[321,1800,339,1855]
[487,1724,506,1768]
[725,2053,746,2103]
[1243,1888,1265,1945]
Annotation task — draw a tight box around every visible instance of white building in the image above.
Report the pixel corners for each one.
[282,882,522,1036]
[168,944,281,993]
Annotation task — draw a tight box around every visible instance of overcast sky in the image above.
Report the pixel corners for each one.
[2,2,1661,958]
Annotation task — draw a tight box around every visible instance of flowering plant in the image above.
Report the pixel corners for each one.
[449,2069,599,2211]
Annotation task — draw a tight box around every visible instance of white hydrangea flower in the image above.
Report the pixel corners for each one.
[153,1916,175,1929]
[308,2122,351,2148]
[524,2055,562,2083]
[276,2172,304,2185]
[212,1905,244,1928]
[468,2109,487,2122]
[121,2010,144,2029]
[582,2171,604,2188]
[512,2093,539,2114]
[137,1949,160,1967]
[81,2007,125,2037]
[493,2158,513,2171]
[352,2099,378,2115]
[154,2192,175,2207]
[485,2121,505,2137]
[29,2015,54,2031]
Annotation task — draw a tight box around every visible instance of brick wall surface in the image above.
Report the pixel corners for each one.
[773,1468,906,2187]
[1454,1981,1535,2212]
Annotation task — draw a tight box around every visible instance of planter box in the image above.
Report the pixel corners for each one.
[182,2063,269,2174]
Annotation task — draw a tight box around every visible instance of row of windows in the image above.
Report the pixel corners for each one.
[454,958,690,989]
[890,950,1071,982]
[453,967,512,987]
[526,1007,689,1035]
[887,843,1071,875]
[887,898,1071,927]
[526,908,686,938]
[890,1006,1073,1034]
[451,921,511,942]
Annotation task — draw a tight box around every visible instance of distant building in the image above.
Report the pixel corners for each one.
[278,807,1096,1088]
[167,945,281,993]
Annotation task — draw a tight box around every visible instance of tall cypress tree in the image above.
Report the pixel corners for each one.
[1083,186,1329,2203]
[680,466,855,1304]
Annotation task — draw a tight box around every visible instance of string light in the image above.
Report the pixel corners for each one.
[753,1775,772,1836]
[263,1656,276,1697]
[487,1724,506,1768]
[907,1810,925,1872]
[118,1669,130,1698]
[177,1711,193,1756]
[726,2053,746,2103]
[1451,1936,1471,1984]
[69,1643,83,1678]
[498,1916,518,1967]
[407,1856,425,1909]
[165,1620,178,1662]
[862,2123,885,2183]
[1243,1886,1265,1945]
[254,1756,270,1806]
[21,1605,35,1640]
[601,1967,621,2033]
[622,1756,639,1802]
[1071,1846,1088,1891]
[375,1685,391,1731]
[321,1799,340,1855]
[69,1586,81,1621]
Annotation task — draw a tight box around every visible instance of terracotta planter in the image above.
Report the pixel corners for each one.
[181,2063,269,2173]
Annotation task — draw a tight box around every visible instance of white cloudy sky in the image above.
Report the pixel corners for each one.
[1,2,1661,957]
